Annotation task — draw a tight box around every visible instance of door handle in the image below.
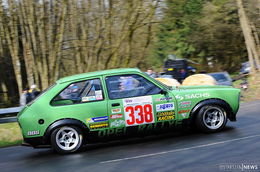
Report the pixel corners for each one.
[112,103,120,107]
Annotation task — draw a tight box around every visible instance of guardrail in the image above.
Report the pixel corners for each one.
[0,107,23,124]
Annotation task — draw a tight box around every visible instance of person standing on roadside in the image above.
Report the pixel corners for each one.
[145,69,157,78]
[29,84,40,100]
[19,88,32,106]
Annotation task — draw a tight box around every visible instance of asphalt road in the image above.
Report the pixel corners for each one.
[1,101,260,172]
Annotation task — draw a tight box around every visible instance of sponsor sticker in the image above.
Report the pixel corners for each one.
[111,108,122,114]
[90,122,109,129]
[110,120,125,127]
[156,111,175,121]
[181,113,187,118]
[175,93,210,100]
[123,96,154,126]
[86,116,108,123]
[82,96,96,102]
[95,90,103,100]
[179,101,191,108]
[27,130,40,136]
[156,103,174,112]
[86,118,94,123]
[96,95,103,100]
[110,114,123,119]
[155,97,173,102]
[178,109,190,114]
[95,90,102,95]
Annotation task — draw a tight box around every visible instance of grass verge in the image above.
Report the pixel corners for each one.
[233,74,260,102]
[0,122,22,147]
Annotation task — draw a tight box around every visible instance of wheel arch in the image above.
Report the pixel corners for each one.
[189,98,236,124]
[43,118,89,144]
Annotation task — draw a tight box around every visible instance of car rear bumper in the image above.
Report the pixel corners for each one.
[22,137,50,148]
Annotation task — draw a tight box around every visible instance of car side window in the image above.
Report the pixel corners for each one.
[106,74,161,99]
[51,79,104,106]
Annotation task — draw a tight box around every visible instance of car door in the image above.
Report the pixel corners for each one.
[104,73,178,134]
[50,78,108,131]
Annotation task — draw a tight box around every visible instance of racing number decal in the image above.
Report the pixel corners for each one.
[125,104,153,125]
[123,96,154,126]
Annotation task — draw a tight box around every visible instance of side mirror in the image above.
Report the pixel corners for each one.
[160,89,167,95]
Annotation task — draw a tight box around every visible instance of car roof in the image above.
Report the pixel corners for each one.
[208,72,228,75]
[57,68,141,83]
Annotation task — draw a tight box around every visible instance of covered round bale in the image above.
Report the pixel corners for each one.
[155,78,181,86]
[182,74,216,86]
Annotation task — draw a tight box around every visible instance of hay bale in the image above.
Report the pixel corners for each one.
[182,74,216,86]
[155,78,181,86]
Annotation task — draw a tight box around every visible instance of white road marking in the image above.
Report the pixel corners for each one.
[100,134,260,164]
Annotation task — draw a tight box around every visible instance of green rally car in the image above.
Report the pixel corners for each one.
[18,68,240,154]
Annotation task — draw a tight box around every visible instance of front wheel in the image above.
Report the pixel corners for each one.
[51,126,84,154]
[196,105,227,133]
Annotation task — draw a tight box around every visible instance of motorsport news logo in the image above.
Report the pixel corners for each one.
[219,163,258,171]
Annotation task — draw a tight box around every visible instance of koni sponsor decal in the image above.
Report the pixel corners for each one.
[110,114,123,119]
[156,103,174,112]
[178,101,191,108]
[90,122,109,129]
[111,108,122,114]
[178,109,190,114]
[175,93,210,100]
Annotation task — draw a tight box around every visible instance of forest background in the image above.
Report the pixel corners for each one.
[0,0,259,107]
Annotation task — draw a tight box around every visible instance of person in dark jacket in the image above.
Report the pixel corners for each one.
[29,84,40,99]
[19,88,33,106]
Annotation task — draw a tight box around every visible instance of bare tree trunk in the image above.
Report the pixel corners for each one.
[237,0,260,74]
[2,0,23,95]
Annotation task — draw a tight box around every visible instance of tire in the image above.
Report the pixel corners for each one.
[195,105,227,133]
[51,126,84,154]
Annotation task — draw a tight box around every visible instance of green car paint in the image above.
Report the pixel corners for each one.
[17,68,240,149]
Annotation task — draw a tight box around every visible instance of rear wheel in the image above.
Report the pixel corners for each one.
[51,126,83,154]
[196,105,227,133]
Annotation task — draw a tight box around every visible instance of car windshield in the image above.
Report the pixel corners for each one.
[210,74,228,82]
[143,72,172,90]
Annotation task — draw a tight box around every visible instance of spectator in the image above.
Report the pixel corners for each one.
[145,69,157,78]
[29,84,40,99]
[19,88,32,106]
[180,69,187,82]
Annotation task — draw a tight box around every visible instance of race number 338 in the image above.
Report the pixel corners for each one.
[123,96,154,126]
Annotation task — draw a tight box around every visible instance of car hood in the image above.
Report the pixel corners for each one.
[172,85,232,90]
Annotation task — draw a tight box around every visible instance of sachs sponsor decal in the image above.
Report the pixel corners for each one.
[110,114,123,119]
[175,93,210,100]
[156,103,174,112]
[90,122,109,129]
